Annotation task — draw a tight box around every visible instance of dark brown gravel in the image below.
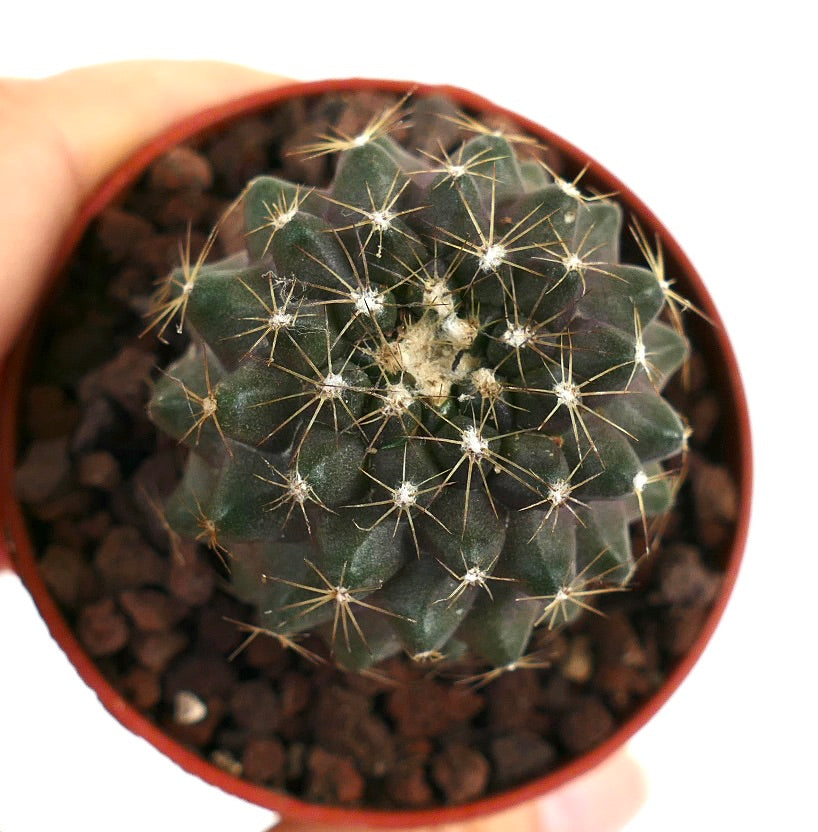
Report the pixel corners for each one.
[132,629,189,673]
[119,665,162,711]
[70,396,117,454]
[242,737,287,785]
[168,551,215,606]
[431,743,491,804]
[306,747,366,805]
[490,732,558,790]
[95,526,167,591]
[387,677,484,740]
[77,597,130,657]
[148,146,214,192]
[14,437,70,503]
[230,679,280,735]
[385,761,436,808]
[39,543,96,607]
[556,695,616,755]
[77,450,121,490]
[13,88,740,810]
[24,385,80,439]
[118,587,188,632]
[76,344,155,416]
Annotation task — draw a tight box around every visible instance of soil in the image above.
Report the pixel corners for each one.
[12,88,739,809]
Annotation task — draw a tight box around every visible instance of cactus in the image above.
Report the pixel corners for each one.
[146,96,691,675]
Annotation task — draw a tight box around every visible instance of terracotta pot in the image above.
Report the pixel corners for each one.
[0,77,752,827]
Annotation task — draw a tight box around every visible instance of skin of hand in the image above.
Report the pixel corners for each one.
[0,61,647,832]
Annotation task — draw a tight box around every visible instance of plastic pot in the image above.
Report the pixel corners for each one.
[0,77,752,828]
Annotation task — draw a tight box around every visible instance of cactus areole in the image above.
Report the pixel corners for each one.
[0,79,751,826]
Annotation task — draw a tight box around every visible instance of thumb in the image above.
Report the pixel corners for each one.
[0,60,286,358]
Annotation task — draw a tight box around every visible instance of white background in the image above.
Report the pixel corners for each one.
[1,3,814,830]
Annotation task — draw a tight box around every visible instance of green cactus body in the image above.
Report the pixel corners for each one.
[147,98,690,674]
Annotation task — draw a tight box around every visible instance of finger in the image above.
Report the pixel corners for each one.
[271,748,646,832]
[0,60,287,357]
[272,800,540,832]
[538,749,647,832]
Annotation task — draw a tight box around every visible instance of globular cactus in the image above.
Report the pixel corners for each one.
[147,96,691,675]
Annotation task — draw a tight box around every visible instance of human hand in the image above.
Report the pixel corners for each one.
[0,60,647,832]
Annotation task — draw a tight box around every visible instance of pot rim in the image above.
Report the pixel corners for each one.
[0,76,753,827]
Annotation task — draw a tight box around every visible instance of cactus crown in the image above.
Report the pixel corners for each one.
[147,93,692,675]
